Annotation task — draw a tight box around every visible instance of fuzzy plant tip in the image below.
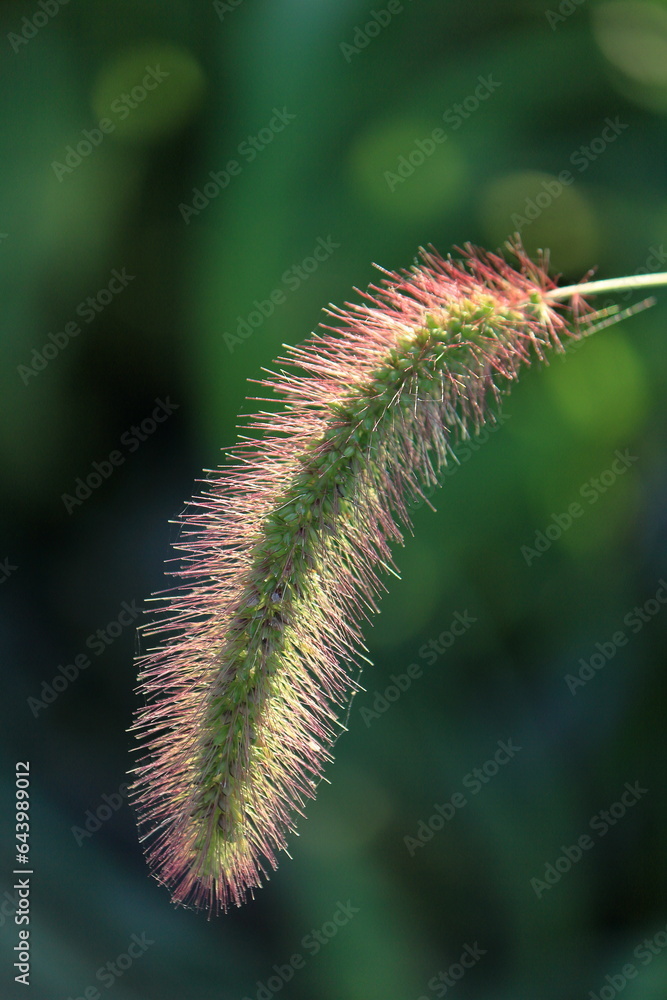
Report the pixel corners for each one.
[129,239,663,915]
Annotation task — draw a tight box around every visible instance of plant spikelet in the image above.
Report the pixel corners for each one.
[129,240,599,914]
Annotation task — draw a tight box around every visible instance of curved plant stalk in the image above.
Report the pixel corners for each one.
[129,239,667,914]
[545,272,667,300]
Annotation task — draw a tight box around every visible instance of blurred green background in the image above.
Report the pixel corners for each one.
[1,1,667,998]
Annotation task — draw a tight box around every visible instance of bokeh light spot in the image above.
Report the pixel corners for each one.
[348,118,468,220]
[91,42,205,142]
[480,170,599,273]
[593,1,667,111]
[543,330,647,442]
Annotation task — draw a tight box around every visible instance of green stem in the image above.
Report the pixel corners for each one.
[545,272,667,301]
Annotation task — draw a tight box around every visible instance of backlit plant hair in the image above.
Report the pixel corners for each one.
[129,239,667,915]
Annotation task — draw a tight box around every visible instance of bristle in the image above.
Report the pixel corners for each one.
[129,240,597,914]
